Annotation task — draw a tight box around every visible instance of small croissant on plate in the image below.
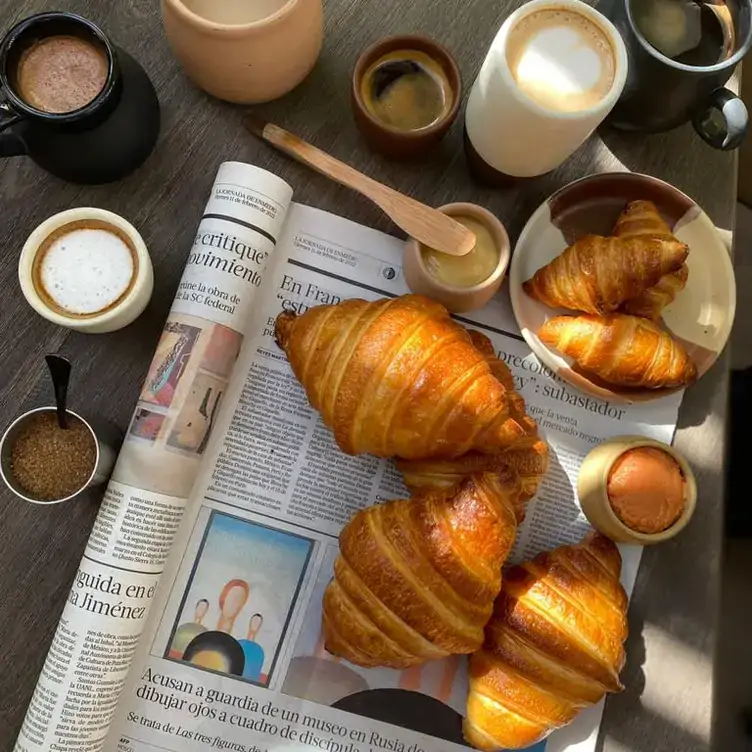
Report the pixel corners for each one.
[613,200,689,321]
[464,533,628,750]
[522,234,688,315]
[538,313,697,389]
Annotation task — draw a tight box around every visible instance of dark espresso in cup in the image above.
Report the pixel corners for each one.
[15,34,108,113]
[360,50,453,131]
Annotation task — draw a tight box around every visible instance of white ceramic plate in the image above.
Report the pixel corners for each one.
[509,173,736,402]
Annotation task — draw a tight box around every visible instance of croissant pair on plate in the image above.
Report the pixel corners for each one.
[524,201,697,389]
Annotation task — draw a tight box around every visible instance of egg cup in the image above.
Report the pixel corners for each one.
[578,436,697,545]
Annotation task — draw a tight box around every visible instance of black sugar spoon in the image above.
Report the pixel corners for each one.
[45,354,72,430]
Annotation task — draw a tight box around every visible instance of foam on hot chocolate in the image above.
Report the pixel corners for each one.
[506,8,616,114]
[34,220,137,317]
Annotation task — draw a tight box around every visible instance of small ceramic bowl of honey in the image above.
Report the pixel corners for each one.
[403,202,511,313]
[351,35,461,158]
[578,436,697,545]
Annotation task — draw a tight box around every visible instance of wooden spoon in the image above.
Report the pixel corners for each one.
[243,115,475,257]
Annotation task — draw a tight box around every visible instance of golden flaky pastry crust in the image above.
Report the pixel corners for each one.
[323,474,519,669]
[276,295,532,459]
[465,533,628,750]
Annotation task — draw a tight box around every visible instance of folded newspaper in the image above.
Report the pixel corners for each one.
[14,162,684,752]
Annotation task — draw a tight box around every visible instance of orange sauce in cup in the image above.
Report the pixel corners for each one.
[606,447,686,534]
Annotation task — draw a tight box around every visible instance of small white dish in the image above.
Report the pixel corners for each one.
[508,172,736,403]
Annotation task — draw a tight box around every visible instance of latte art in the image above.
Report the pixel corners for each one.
[506,8,617,113]
[32,220,138,318]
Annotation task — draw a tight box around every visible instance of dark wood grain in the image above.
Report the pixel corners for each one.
[0,1,734,750]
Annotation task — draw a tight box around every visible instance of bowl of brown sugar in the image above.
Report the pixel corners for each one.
[0,407,114,504]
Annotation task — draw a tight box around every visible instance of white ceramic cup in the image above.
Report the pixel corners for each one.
[19,207,154,333]
[465,0,628,178]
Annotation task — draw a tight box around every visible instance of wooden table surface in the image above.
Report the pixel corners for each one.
[0,0,735,750]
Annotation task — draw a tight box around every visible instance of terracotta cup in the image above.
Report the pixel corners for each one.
[403,202,510,313]
[351,35,461,158]
[161,0,323,104]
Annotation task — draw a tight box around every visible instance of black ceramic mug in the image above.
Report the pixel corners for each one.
[601,0,751,149]
[0,12,160,183]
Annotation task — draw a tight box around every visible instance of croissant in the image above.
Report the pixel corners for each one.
[322,474,519,669]
[621,265,689,320]
[539,314,697,388]
[397,440,549,522]
[276,295,525,459]
[613,201,689,320]
[522,235,688,315]
[613,199,673,240]
[468,330,540,451]
[396,331,546,508]
[464,533,628,750]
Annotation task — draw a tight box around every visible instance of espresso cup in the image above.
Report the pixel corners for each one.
[162,0,323,103]
[351,35,462,158]
[601,0,751,150]
[464,0,628,182]
[19,208,154,333]
[0,12,160,184]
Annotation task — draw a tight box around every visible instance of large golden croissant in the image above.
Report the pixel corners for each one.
[464,533,628,750]
[522,235,688,315]
[322,474,519,669]
[276,295,526,459]
[468,330,540,451]
[614,200,689,320]
[397,331,547,509]
[539,314,697,388]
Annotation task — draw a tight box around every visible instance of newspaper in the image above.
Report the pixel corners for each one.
[15,163,683,752]
[14,163,293,752]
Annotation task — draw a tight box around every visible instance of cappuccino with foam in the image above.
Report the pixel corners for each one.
[506,8,616,113]
[32,219,138,318]
[464,0,627,180]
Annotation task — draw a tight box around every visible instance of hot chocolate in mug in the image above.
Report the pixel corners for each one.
[0,12,160,184]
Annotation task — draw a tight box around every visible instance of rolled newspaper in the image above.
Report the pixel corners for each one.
[14,162,293,752]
